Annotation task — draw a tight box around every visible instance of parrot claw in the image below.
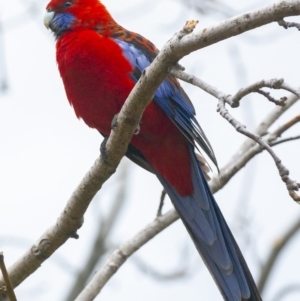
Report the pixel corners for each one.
[134,124,140,135]
[70,231,79,239]
[111,114,119,131]
[100,137,110,165]
[156,189,167,217]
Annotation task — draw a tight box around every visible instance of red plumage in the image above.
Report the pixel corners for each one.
[55,15,193,196]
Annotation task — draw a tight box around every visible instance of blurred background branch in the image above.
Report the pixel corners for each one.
[257,215,300,294]
[64,162,129,301]
[179,0,236,17]
[0,21,8,94]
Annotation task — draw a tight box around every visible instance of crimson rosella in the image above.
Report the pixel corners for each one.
[44,1,262,300]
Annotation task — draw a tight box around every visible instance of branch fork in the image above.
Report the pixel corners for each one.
[174,67,300,202]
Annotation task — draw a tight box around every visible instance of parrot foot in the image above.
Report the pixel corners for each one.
[100,137,110,165]
[134,124,140,135]
[156,189,167,217]
[111,113,140,135]
[70,231,79,239]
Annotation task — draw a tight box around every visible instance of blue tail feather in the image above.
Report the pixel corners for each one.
[156,146,261,301]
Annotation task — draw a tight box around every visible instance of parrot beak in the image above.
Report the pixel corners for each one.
[44,10,55,29]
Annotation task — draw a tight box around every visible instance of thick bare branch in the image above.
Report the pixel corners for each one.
[174,0,300,55]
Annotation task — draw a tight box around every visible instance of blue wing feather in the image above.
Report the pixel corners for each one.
[114,38,218,168]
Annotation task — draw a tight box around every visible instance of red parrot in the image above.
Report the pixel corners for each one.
[44,1,261,300]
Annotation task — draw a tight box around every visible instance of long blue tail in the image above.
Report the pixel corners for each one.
[157,146,262,301]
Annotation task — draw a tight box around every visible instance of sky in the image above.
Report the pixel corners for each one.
[1,0,300,300]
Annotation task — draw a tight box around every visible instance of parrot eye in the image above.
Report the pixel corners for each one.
[64,1,72,7]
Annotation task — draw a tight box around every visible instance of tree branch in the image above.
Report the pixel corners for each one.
[130,251,194,281]
[257,215,300,293]
[173,0,300,55]
[278,18,300,30]
[270,134,300,146]
[256,89,287,106]
[64,163,129,301]
[269,114,300,141]
[272,284,300,300]
[217,98,300,199]
[173,68,300,200]
[210,90,299,192]
[171,70,298,108]
[229,78,298,108]
[0,253,17,301]
[73,210,180,301]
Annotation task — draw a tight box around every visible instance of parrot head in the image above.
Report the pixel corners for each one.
[44,0,113,38]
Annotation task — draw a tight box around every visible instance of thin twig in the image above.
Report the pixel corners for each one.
[278,19,300,31]
[172,68,300,201]
[0,253,17,301]
[131,245,194,281]
[269,115,300,141]
[225,78,299,107]
[217,98,300,200]
[74,210,179,301]
[272,284,300,301]
[256,90,287,106]
[257,215,300,293]
[270,135,300,147]
[172,69,299,108]
[170,68,224,99]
